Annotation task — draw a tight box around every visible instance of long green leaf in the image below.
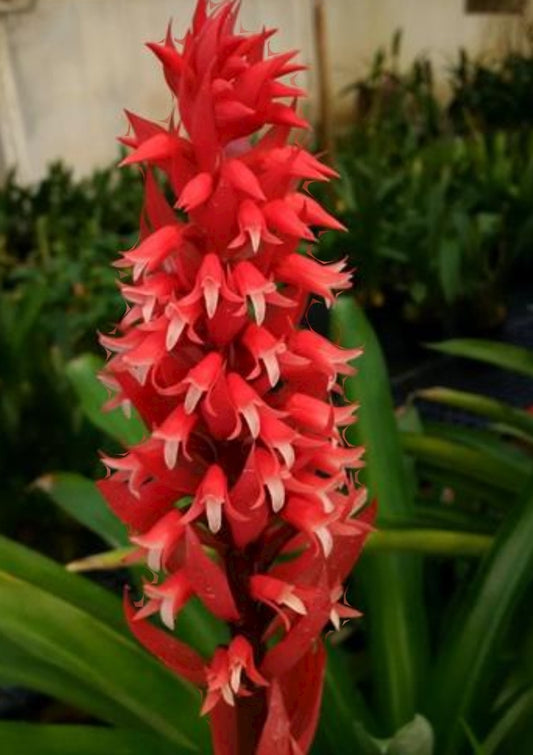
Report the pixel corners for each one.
[0,534,122,630]
[366,529,492,557]
[416,386,533,439]
[483,687,533,755]
[0,724,175,755]
[66,353,146,446]
[0,572,208,751]
[426,476,533,754]
[314,646,380,754]
[36,472,129,547]
[332,297,428,734]
[0,632,138,729]
[427,339,533,378]
[402,432,529,495]
[0,537,212,748]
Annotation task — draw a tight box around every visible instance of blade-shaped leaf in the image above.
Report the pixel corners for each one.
[0,723,176,755]
[401,432,529,495]
[0,572,209,751]
[0,534,122,630]
[427,339,533,379]
[426,476,533,754]
[313,646,381,754]
[66,353,146,446]
[0,632,138,729]
[332,297,428,734]
[365,529,492,557]
[416,387,533,439]
[36,473,129,547]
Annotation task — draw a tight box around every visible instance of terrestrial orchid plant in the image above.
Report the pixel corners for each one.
[98,1,372,752]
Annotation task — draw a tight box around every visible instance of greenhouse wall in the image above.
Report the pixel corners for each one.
[0,0,531,183]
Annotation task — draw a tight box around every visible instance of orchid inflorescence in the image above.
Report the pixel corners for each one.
[98,1,373,752]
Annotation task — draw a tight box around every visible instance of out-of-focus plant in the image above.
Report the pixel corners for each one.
[0,161,141,547]
[448,42,533,133]
[316,39,533,334]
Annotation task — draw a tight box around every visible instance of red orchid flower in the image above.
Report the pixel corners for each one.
[99,2,374,752]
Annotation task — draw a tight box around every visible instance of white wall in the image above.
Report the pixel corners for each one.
[0,0,531,183]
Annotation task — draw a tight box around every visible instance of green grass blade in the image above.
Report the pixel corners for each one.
[416,387,533,439]
[427,339,533,378]
[332,297,428,734]
[0,724,177,755]
[0,572,209,751]
[365,529,492,557]
[401,432,529,495]
[483,687,533,755]
[313,646,381,754]
[36,472,129,547]
[66,353,146,446]
[426,476,533,754]
[0,534,122,629]
[0,632,139,729]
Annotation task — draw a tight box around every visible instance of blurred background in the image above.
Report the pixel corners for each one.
[1,1,533,754]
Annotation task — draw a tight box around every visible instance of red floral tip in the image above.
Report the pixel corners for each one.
[100,1,373,752]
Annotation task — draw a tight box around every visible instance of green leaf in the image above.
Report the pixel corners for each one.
[0,724,175,755]
[483,687,533,755]
[67,547,135,572]
[438,239,462,305]
[66,353,146,446]
[332,297,428,734]
[401,432,529,495]
[36,472,129,547]
[314,644,378,754]
[426,476,533,754]
[0,632,138,729]
[0,534,121,630]
[416,386,533,440]
[365,529,492,558]
[0,537,210,752]
[387,715,434,755]
[0,571,209,751]
[427,339,533,379]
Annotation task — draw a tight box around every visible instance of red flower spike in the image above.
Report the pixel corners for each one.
[103,3,372,752]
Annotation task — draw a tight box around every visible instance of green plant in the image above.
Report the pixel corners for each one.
[1,299,529,752]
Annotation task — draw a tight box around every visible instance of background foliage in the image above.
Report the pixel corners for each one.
[1,41,533,755]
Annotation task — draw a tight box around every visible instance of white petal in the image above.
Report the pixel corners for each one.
[277,442,295,469]
[330,608,341,631]
[267,477,285,513]
[221,684,235,707]
[147,547,163,573]
[242,404,260,438]
[203,280,220,319]
[166,316,185,350]
[161,597,176,630]
[206,497,223,534]
[248,226,261,253]
[283,593,307,615]
[230,664,243,694]
[250,292,266,325]
[184,384,203,415]
[316,526,333,558]
[164,439,179,469]
[263,353,280,387]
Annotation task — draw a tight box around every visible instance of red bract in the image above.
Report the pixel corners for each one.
[99,2,373,753]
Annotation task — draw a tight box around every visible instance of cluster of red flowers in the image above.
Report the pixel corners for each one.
[98,1,372,752]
